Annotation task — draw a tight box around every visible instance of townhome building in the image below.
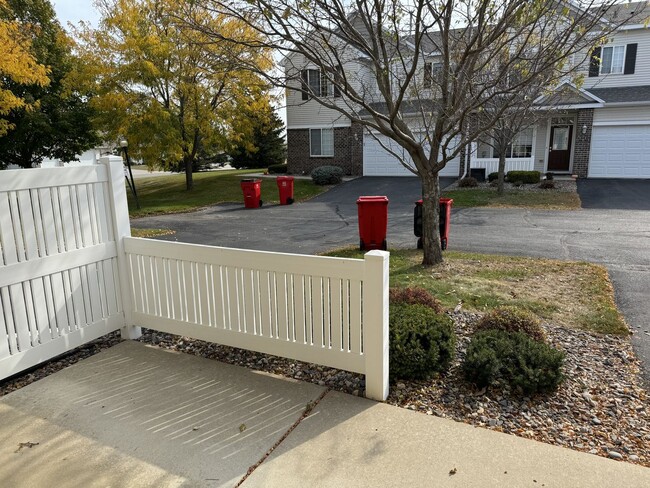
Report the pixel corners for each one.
[284,2,650,179]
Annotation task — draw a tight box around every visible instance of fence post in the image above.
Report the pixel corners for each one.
[363,250,389,401]
[101,155,141,340]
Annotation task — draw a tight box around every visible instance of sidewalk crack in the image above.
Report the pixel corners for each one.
[234,389,329,487]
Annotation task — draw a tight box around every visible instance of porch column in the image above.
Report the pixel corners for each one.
[573,109,594,178]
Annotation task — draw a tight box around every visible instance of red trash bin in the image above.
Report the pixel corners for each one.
[241,179,262,208]
[276,176,295,205]
[357,196,389,251]
[414,198,453,250]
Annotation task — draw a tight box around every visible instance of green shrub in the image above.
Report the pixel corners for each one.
[390,304,456,380]
[311,165,343,185]
[463,329,565,395]
[506,171,541,184]
[389,287,443,314]
[539,180,555,189]
[488,172,499,182]
[268,164,288,174]
[475,306,546,342]
[458,177,479,188]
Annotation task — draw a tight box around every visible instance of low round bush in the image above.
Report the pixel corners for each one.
[458,176,479,188]
[311,165,343,185]
[389,287,443,314]
[488,172,499,182]
[475,306,546,342]
[463,329,565,395]
[268,164,288,174]
[506,170,541,184]
[389,304,456,380]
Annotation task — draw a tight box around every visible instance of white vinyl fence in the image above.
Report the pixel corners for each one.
[0,157,138,380]
[0,158,389,400]
[470,158,534,175]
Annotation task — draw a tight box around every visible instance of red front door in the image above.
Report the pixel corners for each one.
[547,125,573,172]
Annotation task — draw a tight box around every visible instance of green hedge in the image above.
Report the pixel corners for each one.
[389,304,456,380]
[463,329,565,395]
[268,164,288,174]
[506,171,541,184]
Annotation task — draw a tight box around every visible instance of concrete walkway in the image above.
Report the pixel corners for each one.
[1,341,648,487]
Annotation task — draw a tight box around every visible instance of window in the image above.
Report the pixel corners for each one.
[476,128,534,159]
[301,68,340,99]
[600,45,626,75]
[310,128,334,157]
[423,62,442,88]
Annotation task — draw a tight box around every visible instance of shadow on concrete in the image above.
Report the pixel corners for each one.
[0,342,364,488]
[578,179,650,210]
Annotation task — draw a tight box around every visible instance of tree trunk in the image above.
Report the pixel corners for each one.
[184,155,194,191]
[497,153,506,195]
[421,172,443,266]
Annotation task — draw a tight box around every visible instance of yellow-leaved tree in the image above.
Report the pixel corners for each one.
[0,0,49,137]
[74,0,273,190]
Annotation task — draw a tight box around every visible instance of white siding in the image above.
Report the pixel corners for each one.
[583,28,650,89]
[593,106,650,124]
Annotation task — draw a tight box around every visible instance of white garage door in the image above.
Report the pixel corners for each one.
[363,134,460,177]
[589,125,650,178]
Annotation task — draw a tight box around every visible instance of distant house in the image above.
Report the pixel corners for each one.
[284,2,650,179]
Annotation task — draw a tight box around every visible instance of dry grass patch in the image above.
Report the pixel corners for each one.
[130,228,175,238]
[325,249,628,335]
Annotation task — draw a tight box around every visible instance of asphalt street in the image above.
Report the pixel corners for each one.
[132,177,650,385]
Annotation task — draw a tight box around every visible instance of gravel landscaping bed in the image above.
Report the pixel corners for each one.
[1,310,647,468]
[446,178,577,193]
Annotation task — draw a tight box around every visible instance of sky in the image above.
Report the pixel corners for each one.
[52,0,100,28]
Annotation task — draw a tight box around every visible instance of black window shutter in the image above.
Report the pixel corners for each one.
[589,47,601,77]
[624,43,637,74]
[301,70,308,100]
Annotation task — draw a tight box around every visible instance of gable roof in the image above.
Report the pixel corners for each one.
[587,85,650,103]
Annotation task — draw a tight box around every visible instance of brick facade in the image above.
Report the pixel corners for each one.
[287,123,364,176]
[573,109,594,178]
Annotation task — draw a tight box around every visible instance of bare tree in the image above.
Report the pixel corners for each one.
[186,0,637,265]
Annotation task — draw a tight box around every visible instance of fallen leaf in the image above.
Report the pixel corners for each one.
[15,442,39,453]
[449,467,457,476]
[239,423,247,433]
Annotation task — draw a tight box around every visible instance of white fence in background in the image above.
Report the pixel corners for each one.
[0,158,389,400]
[124,238,389,400]
[0,157,138,380]
[471,158,534,175]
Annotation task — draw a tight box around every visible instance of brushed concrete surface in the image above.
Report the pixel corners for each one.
[241,391,650,488]
[0,341,325,488]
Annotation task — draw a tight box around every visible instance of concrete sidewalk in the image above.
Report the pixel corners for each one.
[1,341,648,488]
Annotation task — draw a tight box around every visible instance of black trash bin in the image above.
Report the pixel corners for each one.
[414,198,453,250]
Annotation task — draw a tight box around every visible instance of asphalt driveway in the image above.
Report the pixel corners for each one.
[132,176,650,385]
[578,178,650,210]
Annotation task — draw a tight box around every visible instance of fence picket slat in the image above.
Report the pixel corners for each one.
[330,278,342,351]
[29,189,46,258]
[211,265,225,329]
[342,279,350,353]
[0,289,11,358]
[226,266,239,331]
[242,268,255,334]
[311,276,324,348]
[168,259,182,321]
[10,284,30,351]
[77,184,93,247]
[58,186,77,251]
[50,272,69,335]
[350,280,362,354]
[69,268,86,329]
[294,276,305,345]
[42,276,57,340]
[87,263,103,323]
[276,272,289,341]
[259,271,271,337]
[38,188,59,256]
[197,262,210,326]
[156,257,168,319]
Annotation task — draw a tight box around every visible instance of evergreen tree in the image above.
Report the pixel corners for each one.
[229,104,286,169]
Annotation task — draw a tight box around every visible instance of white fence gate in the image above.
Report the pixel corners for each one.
[0,158,389,400]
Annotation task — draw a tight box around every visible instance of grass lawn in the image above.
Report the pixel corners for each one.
[325,248,627,335]
[128,170,328,218]
[443,188,581,209]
